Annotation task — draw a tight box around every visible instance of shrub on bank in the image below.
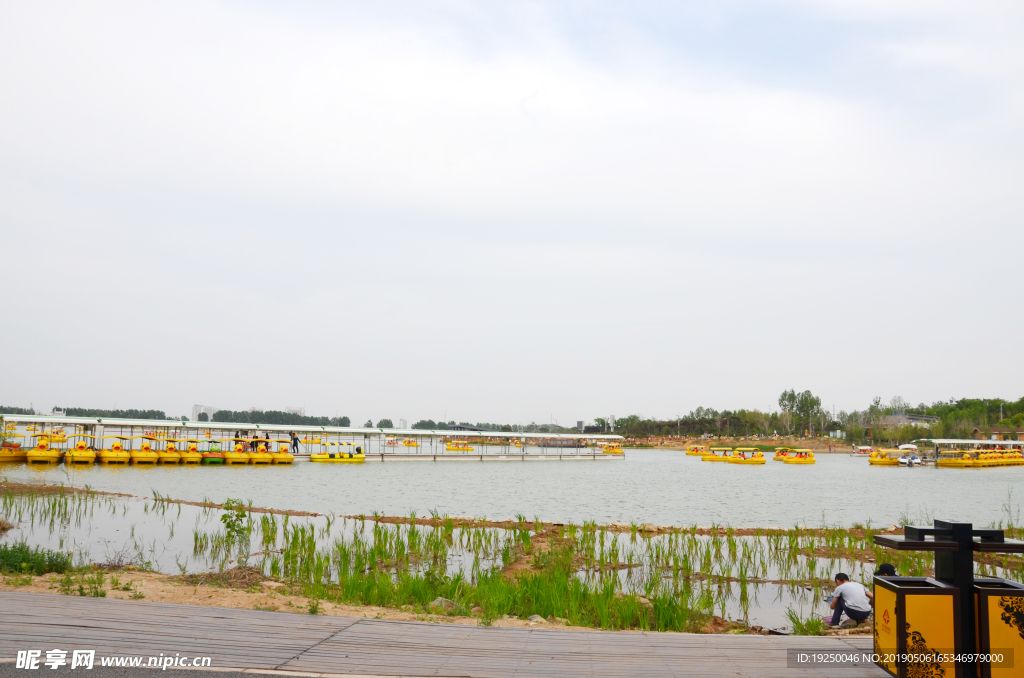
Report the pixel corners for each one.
[0,541,73,575]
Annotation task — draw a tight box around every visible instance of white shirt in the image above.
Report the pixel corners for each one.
[834,581,872,612]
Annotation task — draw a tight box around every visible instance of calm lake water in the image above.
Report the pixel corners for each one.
[3,449,1023,528]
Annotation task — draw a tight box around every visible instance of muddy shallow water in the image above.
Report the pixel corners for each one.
[2,449,1023,527]
[0,490,872,629]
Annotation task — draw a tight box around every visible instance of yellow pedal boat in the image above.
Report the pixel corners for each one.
[783,449,815,464]
[602,444,625,455]
[728,448,766,464]
[701,447,733,461]
[249,444,273,465]
[446,441,474,452]
[97,437,131,464]
[868,449,900,466]
[270,444,295,464]
[65,439,97,465]
[27,439,63,464]
[773,447,793,461]
[0,434,28,462]
[0,446,28,463]
[311,443,365,463]
[130,440,159,464]
[157,441,182,465]
[402,439,420,447]
[937,452,974,468]
[180,442,202,464]
[685,445,708,456]
[224,443,251,465]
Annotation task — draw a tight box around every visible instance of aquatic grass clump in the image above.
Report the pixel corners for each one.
[0,541,73,575]
[785,607,827,636]
[267,520,717,632]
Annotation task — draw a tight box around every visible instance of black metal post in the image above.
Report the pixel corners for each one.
[931,520,976,678]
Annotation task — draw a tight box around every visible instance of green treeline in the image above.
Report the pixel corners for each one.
[411,419,570,433]
[60,408,168,420]
[0,406,35,415]
[598,389,833,439]
[602,393,1024,446]
[211,409,351,427]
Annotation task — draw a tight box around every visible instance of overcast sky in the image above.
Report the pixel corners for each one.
[1,1,1022,424]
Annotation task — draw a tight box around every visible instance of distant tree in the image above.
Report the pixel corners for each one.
[0,406,35,415]
[211,409,339,426]
[889,396,910,413]
[778,410,794,436]
[754,411,771,436]
[363,419,373,427]
[778,390,798,413]
[330,416,351,427]
[197,412,209,422]
[376,419,394,429]
[62,408,167,420]
[794,391,822,435]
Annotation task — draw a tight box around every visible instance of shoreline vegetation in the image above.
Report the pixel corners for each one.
[6,394,1023,447]
[2,480,1022,636]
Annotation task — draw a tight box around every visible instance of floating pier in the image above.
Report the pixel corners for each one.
[0,415,626,464]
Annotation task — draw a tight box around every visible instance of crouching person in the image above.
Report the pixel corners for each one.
[829,572,873,627]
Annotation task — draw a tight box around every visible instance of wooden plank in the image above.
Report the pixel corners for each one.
[2,591,886,678]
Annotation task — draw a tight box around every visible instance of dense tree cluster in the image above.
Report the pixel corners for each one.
[0,406,35,415]
[409,420,568,433]
[598,391,838,439]
[599,393,1024,445]
[211,409,350,427]
[60,408,168,420]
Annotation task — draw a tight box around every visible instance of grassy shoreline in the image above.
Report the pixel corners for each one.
[2,479,1021,635]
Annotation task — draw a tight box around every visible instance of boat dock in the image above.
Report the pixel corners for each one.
[1,415,625,463]
[0,591,883,677]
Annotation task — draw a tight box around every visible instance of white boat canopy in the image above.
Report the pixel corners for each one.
[0,414,624,441]
[915,438,1024,447]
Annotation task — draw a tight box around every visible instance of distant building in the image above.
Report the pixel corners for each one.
[285,407,305,416]
[888,410,939,426]
[191,404,218,421]
[971,427,1023,441]
[577,420,584,432]
[399,418,408,429]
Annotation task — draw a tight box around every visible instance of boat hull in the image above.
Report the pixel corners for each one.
[0,448,28,463]
[98,450,131,464]
[64,450,97,465]
[311,453,365,464]
[27,450,64,464]
[130,451,159,465]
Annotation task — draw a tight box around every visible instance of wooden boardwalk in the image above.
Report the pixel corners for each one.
[1,592,885,677]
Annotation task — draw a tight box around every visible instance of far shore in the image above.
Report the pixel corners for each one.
[624,437,857,452]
